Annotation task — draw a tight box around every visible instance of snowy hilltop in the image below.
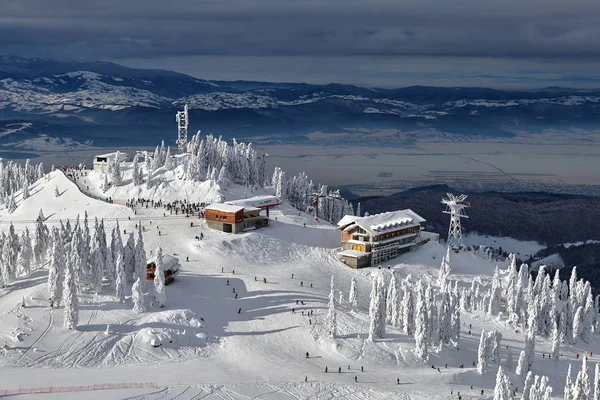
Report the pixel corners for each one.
[0,141,598,399]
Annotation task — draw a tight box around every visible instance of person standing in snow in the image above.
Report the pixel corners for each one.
[238,308,241,314]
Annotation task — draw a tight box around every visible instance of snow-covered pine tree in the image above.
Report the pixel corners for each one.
[451,293,461,346]
[62,246,79,330]
[132,154,143,186]
[402,283,414,335]
[488,266,502,317]
[154,247,166,308]
[413,280,428,358]
[493,366,512,400]
[90,220,106,295]
[102,174,110,192]
[19,227,33,276]
[164,147,175,170]
[48,229,63,307]
[437,248,450,290]
[551,321,560,367]
[115,253,126,303]
[573,306,584,343]
[132,277,146,313]
[7,192,17,213]
[516,350,527,378]
[22,177,30,199]
[582,356,591,398]
[34,209,50,265]
[110,152,122,186]
[348,276,358,311]
[327,275,337,338]
[135,224,147,287]
[386,271,399,325]
[565,365,574,400]
[356,202,361,217]
[438,291,452,345]
[123,231,136,283]
[3,223,19,283]
[582,292,594,343]
[522,371,533,400]
[477,330,487,374]
[594,363,600,400]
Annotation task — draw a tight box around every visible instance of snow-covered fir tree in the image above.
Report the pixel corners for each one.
[551,321,560,367]
[438,291,452,345]
[488,266,503,317]
[19,227,33,276]
[348,276,358,311]
[34,209,50,265]
[164,147,175,170]
[22,177,30,199]
[115,253,126,303]
[124,231,136,283]
[594,363,600,400]
[477,330,488,374]
[110,151,123,186]
[48,229,63,307]
[6,192,17,213]
[62,246,79,330]
[565,364,574,400]
[154,247,166,308]
[386,271,399,325]
[102,174,110,192]
[326,276,337,338]
[132,277,146,313]
[2,223,19,283]
[437,246,452,290]
[413,280,428,358]
[132,154,143,186]
[402,280,414,335]
[368,274,386,341]
[493,366,512,400]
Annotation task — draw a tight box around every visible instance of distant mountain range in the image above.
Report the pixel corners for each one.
[1,55,599,150]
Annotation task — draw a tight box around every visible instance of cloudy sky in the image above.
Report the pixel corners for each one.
[2,0,600,88]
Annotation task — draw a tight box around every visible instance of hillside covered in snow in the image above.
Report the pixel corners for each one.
[0,140,598,399]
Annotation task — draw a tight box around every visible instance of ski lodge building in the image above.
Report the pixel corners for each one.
[224,195,281,218]
[204,203,269,234]
[337,209,427,268]
[93,152,128,173]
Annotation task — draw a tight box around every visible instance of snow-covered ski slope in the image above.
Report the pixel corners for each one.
[0,169,595,399]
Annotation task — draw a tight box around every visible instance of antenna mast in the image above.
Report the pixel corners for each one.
[442,193,470,250]
[176,104,188,154]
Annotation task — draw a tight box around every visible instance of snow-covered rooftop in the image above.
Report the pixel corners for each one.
[148,254,180,270]
[226,195,280,209]
[205,203,244,213]
[338,249,370,258]
[94,152,128,159]
[339,209,425,236]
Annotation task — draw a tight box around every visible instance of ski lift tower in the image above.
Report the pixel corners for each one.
[176,104,189,154]
[442,193,470,250]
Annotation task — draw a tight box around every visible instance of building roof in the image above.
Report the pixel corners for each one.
[226,195,280,209]
[205,203,244,213]
[338,250,370,259]
[148,254,180,271]
[243,206,262,214]
[338,209,425,236]
[94,152,128,159]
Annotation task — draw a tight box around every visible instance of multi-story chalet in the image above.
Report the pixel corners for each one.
[337,209,426,268]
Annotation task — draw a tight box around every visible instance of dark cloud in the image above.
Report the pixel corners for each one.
[1,0,600,61]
